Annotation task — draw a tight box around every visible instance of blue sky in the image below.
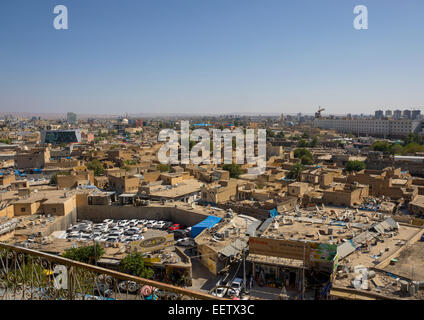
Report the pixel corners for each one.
[0,0,423,115]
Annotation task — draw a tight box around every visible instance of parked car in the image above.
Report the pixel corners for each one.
[227,278,243,297]
[211,286,227,298]
[119,221,130,227]
[163,221,173,229]
[105,236,120,243]
[146,220,156,228]
[130,234,143,242]
[124,228,140,235]
[173,229,186,240]
[175,237,194,247]
[139,219,148,226]
[154,221,166,229]
[169,224,184,231]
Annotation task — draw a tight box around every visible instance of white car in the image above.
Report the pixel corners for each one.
[106,236,119,243]
[119,221,130,227]
[211,286,227,298]
[146,220,156,228]
[138,219,148,226]
[176,237,194,247]
[154,221,166,229]
[109,230,124,237]
[125,228,140,235]
[227,278,243,297]
[130,234,143,242]
[79,233,92,241]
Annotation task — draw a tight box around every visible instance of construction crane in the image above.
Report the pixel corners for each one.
[315,106,325,118]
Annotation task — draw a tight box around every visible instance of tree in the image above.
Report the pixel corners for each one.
[297,139,308,148]
[403,143,424,154]
[346,160,366,172]
[403,133,422,146]
[119,253,154,279]
[286,163,305,181]
[0,138,12,144]
[50,174,58,185]
[309,136,318,147]
[157,164,170,172]
[390,144,403,155]
[301,155,314,165]
[62,243,104,264]
[222,163,243,178]
[86,159,104,176]
[371,141,391,152]
[266,129,275,138]
[294,148,312,159]
[125,160,137,166]
[301,132,310,139]
[277,131,285,139]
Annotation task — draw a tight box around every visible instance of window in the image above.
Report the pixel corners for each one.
[21,207,26,212]
[52,207,57,213]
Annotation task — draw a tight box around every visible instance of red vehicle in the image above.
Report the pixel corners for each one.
[169,224,184,231]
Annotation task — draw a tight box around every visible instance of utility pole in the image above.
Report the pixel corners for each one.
[94,240,97,266]
[243,247,247,293]
[302,240,306,300]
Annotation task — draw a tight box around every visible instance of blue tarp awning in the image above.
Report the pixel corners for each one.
[191,216,222,238]
[269,208,279,218]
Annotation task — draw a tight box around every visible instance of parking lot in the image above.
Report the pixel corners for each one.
[65,218,194,246]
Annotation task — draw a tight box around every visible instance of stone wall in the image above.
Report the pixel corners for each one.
[77,205,209,226]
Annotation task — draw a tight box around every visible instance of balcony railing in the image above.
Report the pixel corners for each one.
[0,242,222,300]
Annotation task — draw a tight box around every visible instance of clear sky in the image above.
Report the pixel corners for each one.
[0,0,423,116]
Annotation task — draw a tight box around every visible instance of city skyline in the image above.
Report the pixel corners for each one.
[1,0,423,115]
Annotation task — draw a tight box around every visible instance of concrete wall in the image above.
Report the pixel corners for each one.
[0,205,14,219]
[43,208,78,236]
[77,205,209,226]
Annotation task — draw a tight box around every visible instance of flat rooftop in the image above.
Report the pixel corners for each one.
[149,179,202,199]
[195,214,258,252]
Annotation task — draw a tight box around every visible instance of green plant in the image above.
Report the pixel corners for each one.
[297,139,308,148]
[286,163,305,181]
[50,174,58,185]
[86,159,105,176]
[294,148,312,159]
[300,155,314,165]
[157,163,170,172]
[62,243,104,264]
[371,141,391,152]
[346,160,366,172]
[119,253,154,279]
[0,138,12,144]
[222,163,243,178]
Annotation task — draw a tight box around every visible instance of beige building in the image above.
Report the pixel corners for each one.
[108,174,140,194]
[15,147,50,169]
[201,179,238,204]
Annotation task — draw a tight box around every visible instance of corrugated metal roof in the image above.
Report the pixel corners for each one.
[337,240,356,259]
[372,217,398,234]
[258,218,274,233]
[219,239,247,257]
[246,220,261,237]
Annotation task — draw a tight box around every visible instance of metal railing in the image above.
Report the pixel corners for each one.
[0,242,223,300]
